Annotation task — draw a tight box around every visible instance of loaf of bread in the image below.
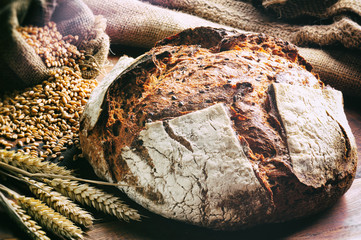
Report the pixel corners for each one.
[79,27,357,230]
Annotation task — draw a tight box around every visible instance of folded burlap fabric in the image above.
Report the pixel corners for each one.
[261,0,361,20]
[0,0,109,92]
[84,0,361,98]
[145,0,361,49]
[84,0,232,48]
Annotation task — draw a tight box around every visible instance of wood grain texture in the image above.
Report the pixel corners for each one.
[286,179,361,240]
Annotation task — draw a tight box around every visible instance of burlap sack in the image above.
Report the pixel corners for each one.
[0,0,109,92]
[144,0,361,50]
[261,0,361,20]
[84,0,231,48]
[84,0,361,98]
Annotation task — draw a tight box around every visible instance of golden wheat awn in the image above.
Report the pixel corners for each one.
[16,195,83,240]
[0,183,83,240]
[0,149,73,176]
[46,178,142,222]
[0,155,128,188]
[26,177,94,228]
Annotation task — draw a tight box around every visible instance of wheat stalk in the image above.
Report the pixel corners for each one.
[25,177,94,228]
[0,184,83,240]
[0,150,73,176]
[46,178,142,222]
[0,191,50,240]
[0,151,126,187]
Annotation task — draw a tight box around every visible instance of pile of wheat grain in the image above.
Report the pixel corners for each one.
[0,22,97,161]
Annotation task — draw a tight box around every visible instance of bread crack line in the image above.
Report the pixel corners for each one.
[162,121,194,152]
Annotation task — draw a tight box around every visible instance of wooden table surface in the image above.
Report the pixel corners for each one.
[1,52,361,240]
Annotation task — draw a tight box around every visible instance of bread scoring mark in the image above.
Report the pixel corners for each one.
[131,139,155,169]
[102,139,119,183]
[163,120,194,152]
[81,56,135,132]
[333,117,351,158]
[121,146,165,204]
[133,185,165,205]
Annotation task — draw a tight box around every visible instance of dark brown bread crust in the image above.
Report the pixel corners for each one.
[80,27,356,228]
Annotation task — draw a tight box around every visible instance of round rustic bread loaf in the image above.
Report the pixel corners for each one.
[79,27,358,230]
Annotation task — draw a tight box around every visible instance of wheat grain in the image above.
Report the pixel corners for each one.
[17,22,84,69]
[1,22,98,161]
[46,178,141,222]
[26,178,94,228]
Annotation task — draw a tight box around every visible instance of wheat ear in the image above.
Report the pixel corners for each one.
[0,150,126,187]
[8,199,51,240]
[18,195,84,240]
[0,191,50,240]
[46,178,141,222]
[0,184,83,240]
[0,150,73,176]
[25,177,94,228]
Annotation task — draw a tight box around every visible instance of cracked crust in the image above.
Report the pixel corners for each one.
[79,27,357,230]
[121,104,272,229]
